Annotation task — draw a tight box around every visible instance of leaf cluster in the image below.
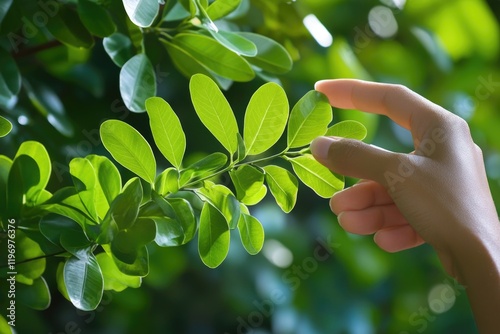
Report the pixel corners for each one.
[0,0,297,138]
[0,74,366,312]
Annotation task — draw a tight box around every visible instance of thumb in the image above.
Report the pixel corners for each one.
[310,136,396,185]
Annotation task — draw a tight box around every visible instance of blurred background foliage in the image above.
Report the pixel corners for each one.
[1,0,500,333]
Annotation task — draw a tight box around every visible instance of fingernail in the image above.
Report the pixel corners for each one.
[310,136,339,160]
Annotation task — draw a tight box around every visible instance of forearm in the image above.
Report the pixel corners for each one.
[451,221,500,334]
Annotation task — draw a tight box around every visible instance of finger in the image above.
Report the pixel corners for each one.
[315,79,449,140]
[374,225,425,252]
[310,136,398,184]
[338,204,408,235]
[330,180,393,214]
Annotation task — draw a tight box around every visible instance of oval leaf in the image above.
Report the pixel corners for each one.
[15,141,51,202]
[263,165,298,213]
[123,0,160,27]
[237,213,264,255]
[86,155,122,219]
[238,32,293,74]
[197,182,240,229]
[162,39,232,89]
[172,33,254,81]
[17,277,51,311]
[78,0,116,38]
[325,120,367,140]
[287,91,332,148]
[100,120,156,184]
[206,0,241,20]
[108,177,143,230]
[0,116,12,137]
[64,253,104,311]
[198,202,230,268]
[207,29,257,57]
[288,154,344,198]
[103,33,134,67]
[96,252,141,292]
[244,82,289,155]
[46,5,94,49]
[146,97,186,169]
[190,74,239,154]
[120,54,157,112]
[229,165,267,205]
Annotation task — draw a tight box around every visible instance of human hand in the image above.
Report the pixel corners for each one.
[310,79,500,279]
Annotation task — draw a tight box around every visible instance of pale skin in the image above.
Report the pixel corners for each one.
[310,79,500,333]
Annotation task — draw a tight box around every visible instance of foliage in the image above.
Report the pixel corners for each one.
[1,0,499,333]
[0,72,366,315]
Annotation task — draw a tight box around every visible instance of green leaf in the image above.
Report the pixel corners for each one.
[197,182,240,229]
[325,120,367,140]
[111,218,156,263]
[96,252,141,292]
[14,231,46,285]
[238,32,293,74]
[120,54,157,112]
[155,168,179,195]
[40,214,85,248]
[103,33,134,67]
[0,48,20,109]
[70,157,98,221]
[198,202,230,268]
[0,116,12,137]
[151,193,197,246]
[17,277,51,310]
[206,0,241,20]
[229,165,267,205]
[263,165,298,213]
[207,29,257,57]
[78,0,116,38]
[86,155,122,220]
[237,213,264,255]
[244,82,288,155]
[104,244,149,276]
[179,0,196,16]
[46,4,94,49]
[236,133,246,162]
[64,252,104,311]
[146,97,186,169]
[162,40,233,89]
[288,154,344,198]
[0,156,12,220]
[24,80,74,137]
[189,74,239,154]
[172,33,254,81]
[180,152,228,186]
[108,177,143,230]
[123,0,160,27]
[287,91,332,148]
[7,155,39,217]
[60,227,92,257]
[0,314,13,334]
[15,141,51,205]
[100,120,156,184]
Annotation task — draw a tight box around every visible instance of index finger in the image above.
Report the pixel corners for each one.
[315,79,450,140]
